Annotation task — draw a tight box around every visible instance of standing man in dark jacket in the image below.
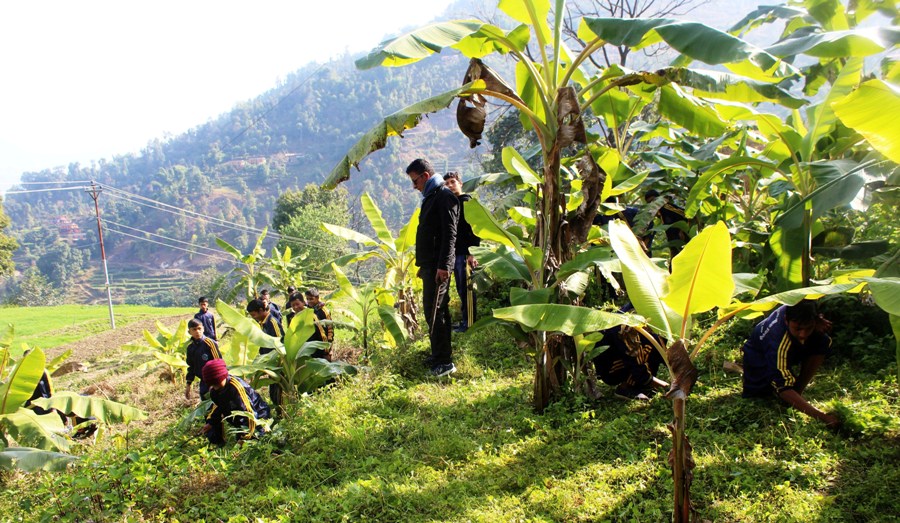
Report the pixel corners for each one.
[408,159,459,377]
[443,171,481,332]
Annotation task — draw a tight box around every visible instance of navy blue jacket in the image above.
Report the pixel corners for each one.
[185,336,222,395]
[454,193,481,256]
[194,310,217,340]
[207,375,270,439]
[742,306,831,396]
[257,312,284,354]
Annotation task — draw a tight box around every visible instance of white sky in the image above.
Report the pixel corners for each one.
[0,0,451,193]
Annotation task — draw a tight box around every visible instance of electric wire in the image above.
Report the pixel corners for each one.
[104,228,232,263]
[104,219,227,257]
[100,183,347,251]
[3,187,83,195]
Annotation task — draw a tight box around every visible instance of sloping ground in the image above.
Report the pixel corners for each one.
[47,315,184,362]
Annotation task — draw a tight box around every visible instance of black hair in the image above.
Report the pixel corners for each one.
[188,318,203,329]
[260,289,270,297]
[304,288,320,298]
[406,158,434,176]
[443,171,461,181]
[198,296,208,304]
[287,286,296,294]
[785,300,818,323]
[246,299,266,313]
[288,292,306,304]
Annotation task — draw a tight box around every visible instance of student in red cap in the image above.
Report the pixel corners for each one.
[200,359,271,445]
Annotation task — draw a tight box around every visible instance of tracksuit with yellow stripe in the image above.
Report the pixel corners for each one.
[741,305,832,398]
[205,375,270,445]
[186,336,222,398]
[257,312,285,406]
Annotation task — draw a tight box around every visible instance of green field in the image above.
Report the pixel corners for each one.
[0,304,195,349]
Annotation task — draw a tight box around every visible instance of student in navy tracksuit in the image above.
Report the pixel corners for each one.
[200,359,270,446]
[443,171,481,333]
[185,318,223,400]
[741,301,840,428]
[284,292,307,328]
[194,296,217,340]
[593,325,666,400]
[305,288,333,360]
[247,298,284,407]
[408,158,459,377]
[260,289,283,324]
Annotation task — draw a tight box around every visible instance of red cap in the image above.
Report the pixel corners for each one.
[201,359,228,386]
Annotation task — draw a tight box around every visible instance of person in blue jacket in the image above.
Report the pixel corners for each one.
[185,318,222,401]
[443,171,481,333]
[247,298,284,407]
[200,359,270,446]
[741,301,840,428]
[193,296,217,340]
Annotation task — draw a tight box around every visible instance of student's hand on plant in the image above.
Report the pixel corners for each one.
[821,412,841,429]
[436,269,450,283]
[200,424,212,435]
[467,255,478,269]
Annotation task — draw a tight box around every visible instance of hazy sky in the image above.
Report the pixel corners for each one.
[0,0,450,192]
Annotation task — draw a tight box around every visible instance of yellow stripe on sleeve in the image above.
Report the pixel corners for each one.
[777,334,795,388]
[230,377,256,437]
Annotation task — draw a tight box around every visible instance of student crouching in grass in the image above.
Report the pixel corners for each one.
[200,359,271,446]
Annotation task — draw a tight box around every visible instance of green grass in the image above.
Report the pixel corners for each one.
[1,304,194,349]
[1,309,898,522]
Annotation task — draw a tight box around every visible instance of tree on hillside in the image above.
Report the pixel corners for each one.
[272,184,352,271]
[0,196,17,277]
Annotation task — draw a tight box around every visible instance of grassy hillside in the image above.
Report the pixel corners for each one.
[1,303,898,522]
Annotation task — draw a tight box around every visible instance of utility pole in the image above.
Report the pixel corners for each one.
[86,181,116,329]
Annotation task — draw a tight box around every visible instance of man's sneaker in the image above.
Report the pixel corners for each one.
[452,324,468,333]
[430,363,457,377]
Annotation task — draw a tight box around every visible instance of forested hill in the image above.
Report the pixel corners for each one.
[2,0,766,305]
[3,46,486,301]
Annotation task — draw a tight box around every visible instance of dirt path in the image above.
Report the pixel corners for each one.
[48,315,186,361]
[49,315,188,397]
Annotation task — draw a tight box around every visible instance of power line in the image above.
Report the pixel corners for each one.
[104,219,228,257]
[4,187,83,195]
[105,228,232,263]
[101,183,360,252]
[16,180,93,185]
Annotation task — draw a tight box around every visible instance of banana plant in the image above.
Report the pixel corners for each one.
[608,218,898,521]
[122,320,190,384]
[266,244,307,298]
[216,301,356,402]
[322,192,420,335]
[216,228,276,302]
[0,330,146,472]
[321,0,812,411]
[328,263,407,361]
